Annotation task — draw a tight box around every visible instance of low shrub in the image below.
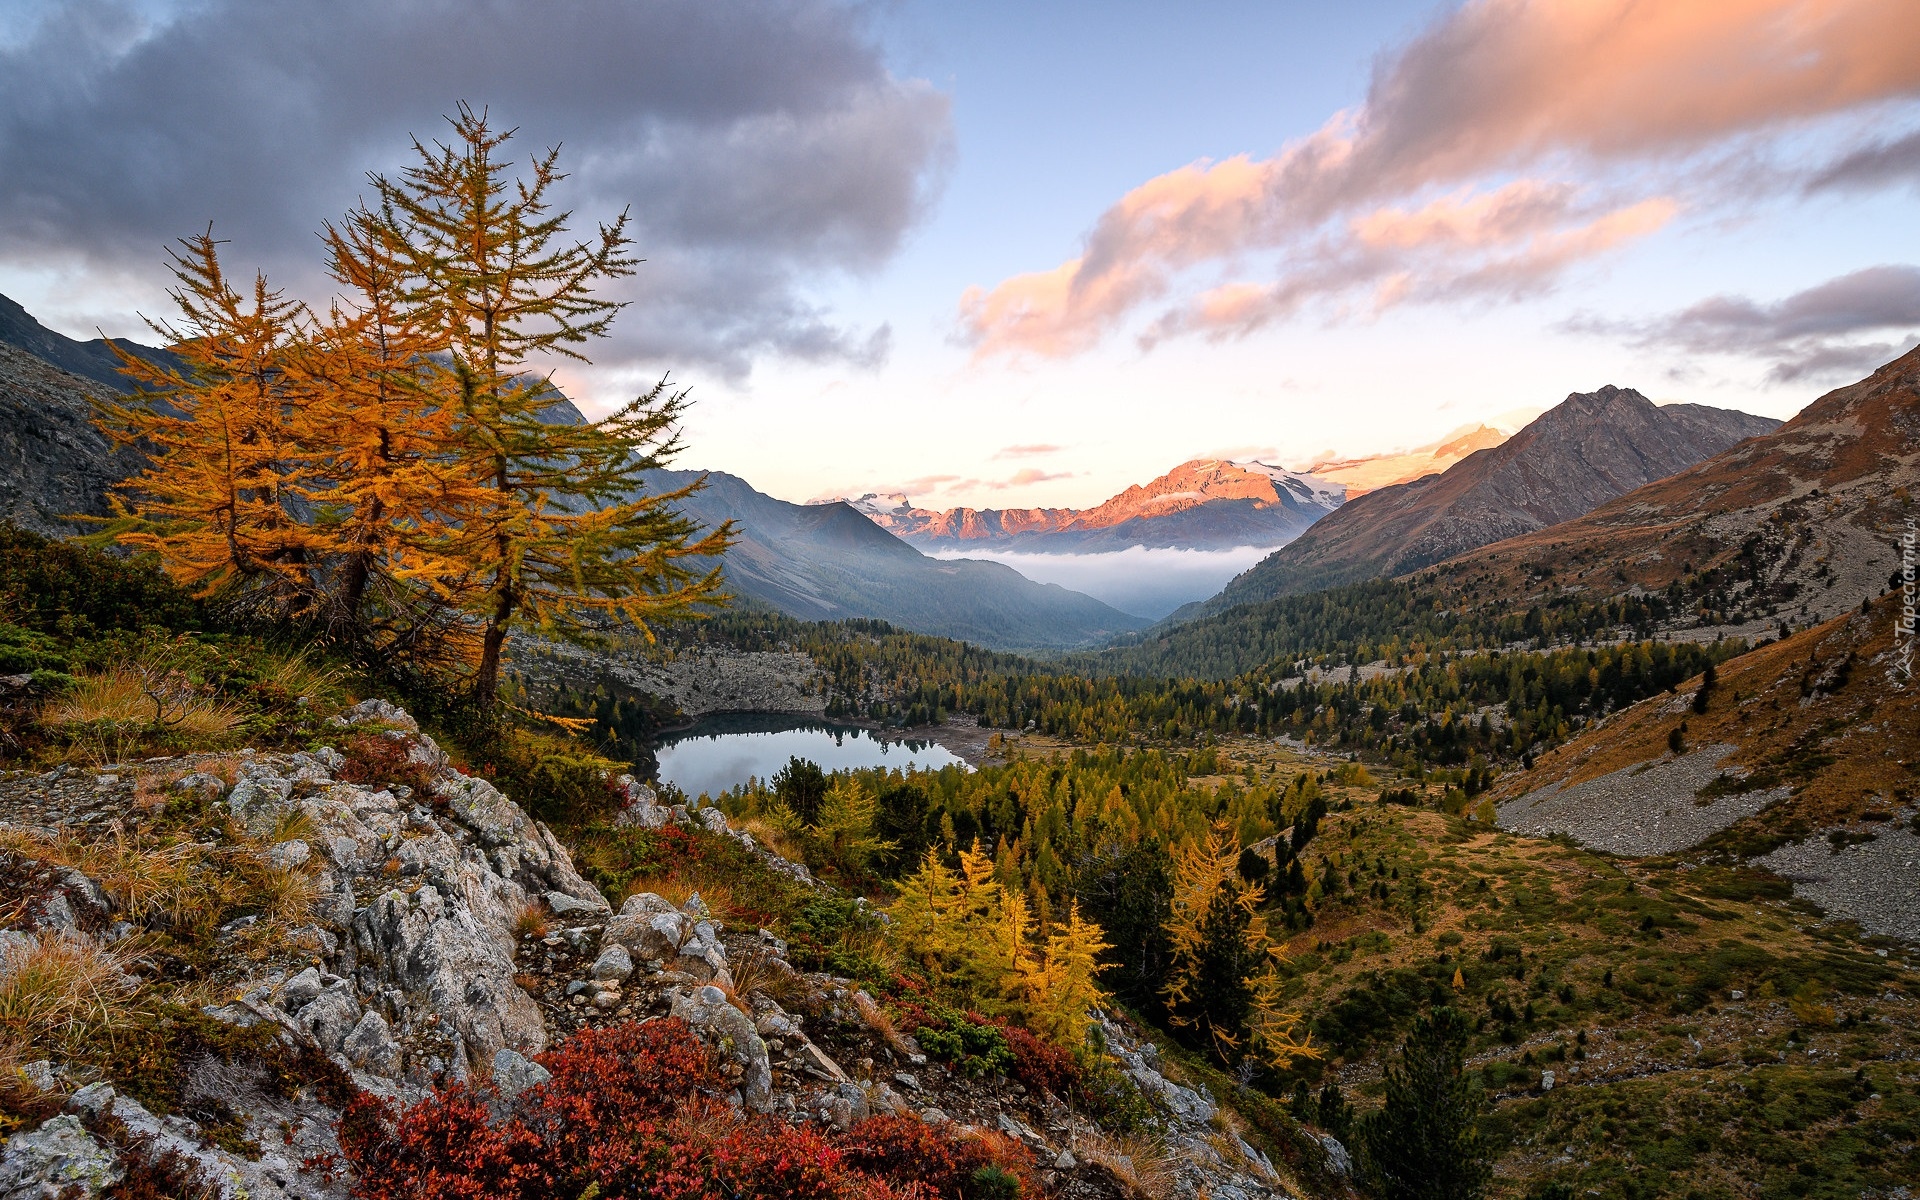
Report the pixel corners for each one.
[336,1018,1027,1200]
[0,523,197,639]
[903,1006,1015,1079]
[337,733,440,796]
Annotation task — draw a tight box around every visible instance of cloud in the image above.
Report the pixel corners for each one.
[1807,128,1920,192]
[1571,264,1920,383]
[992,443,1065,459]
[0,0,952,380]
[989,469,1075,489]
[959,0,1920,358]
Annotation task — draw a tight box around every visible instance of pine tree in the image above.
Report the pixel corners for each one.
[364,104,730,704]
[1359,1007,1491,1200]
[96,232,316,606]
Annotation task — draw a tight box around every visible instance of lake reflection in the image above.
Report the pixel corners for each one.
[653,714,967,801]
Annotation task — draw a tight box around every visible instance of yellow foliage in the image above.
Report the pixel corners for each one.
[1021,902,1112,1049]
[1247,965,1318,1069]
[1163,821,1267,1020]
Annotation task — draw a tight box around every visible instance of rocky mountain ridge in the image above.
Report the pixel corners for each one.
[1426,343,1920,642]
[644,467,1148,653]
[849,458,1345,553]
[1189,386,1782,616]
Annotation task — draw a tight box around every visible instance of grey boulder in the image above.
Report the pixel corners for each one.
[0,1115,123,1199]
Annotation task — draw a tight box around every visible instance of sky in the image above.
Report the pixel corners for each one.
[2,0,1918,510]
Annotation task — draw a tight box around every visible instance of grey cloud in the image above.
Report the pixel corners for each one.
[0,0,951,379]
[1807,128,1920,192]
[1568,264,1920,384]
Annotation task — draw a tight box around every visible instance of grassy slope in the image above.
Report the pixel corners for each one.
[1169,739,1918,1199]
[1488,595,1918,857]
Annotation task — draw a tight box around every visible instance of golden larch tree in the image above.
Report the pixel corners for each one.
[96,232,317,606]
[362,104,729,704]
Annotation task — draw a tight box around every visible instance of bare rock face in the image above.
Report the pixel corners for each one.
[670,984,772,1112]
[0,342,144,539]
[164,710,609,1086]
[0,1113,124,1199]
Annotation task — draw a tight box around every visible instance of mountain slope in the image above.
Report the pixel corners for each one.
[851,457,1344,552]
[647,469,1146,652]
[1491,595,1918,937]
[0,342,146,536]
[1429,343,1920,637]
[0,291,179,391]
[1192,387,1780,614]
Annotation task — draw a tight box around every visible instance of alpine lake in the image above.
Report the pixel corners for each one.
[650,713,968,802]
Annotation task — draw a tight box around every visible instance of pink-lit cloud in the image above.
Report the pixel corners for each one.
[990,468,1076,489]
[992,443,1067,459]
[960,0,1920,358]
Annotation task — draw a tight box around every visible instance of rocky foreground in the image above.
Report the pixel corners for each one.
[0,701,1311,1200]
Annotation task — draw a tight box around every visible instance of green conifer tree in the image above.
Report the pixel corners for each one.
[1359,1007,1491,1200]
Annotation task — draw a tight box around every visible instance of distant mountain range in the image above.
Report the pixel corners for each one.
[847,458,1346,553]
[1181,386,1781,618]
[0,292,1145,654]
[639,468,1146,652]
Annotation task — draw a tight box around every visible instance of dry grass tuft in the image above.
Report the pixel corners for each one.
[513,900,551,941]
[638,877,741,922]
[736,817,806,862]
[0,932,140,1062]
[851,988,919,1061]
[727,949,810,1008]
[1074,1128,1179,1200]
[249,652,348,716]
[40,665,244,764]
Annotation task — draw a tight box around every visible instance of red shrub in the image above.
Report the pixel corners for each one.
[995,1023,1080,1098]
[337,733,439,796]
[335,1018,993,1200]
[523,1017,722,1163]
[839,1114,965,1197]
[337,1087,549,1200]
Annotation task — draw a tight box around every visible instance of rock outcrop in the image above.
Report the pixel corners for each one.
[0,702,1310,1200]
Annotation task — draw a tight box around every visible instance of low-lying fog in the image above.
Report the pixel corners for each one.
[931,544,1279,620]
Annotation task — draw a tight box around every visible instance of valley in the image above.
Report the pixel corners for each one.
[0,88,1915,1200]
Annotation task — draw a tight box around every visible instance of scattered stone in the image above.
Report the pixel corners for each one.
[798,1042,849,1083]
[546,890,607,917]
[267,839,311,869]
[491,1049,551,1099]
[590,944,634,982]
[1053,1149,1078,1171]
[330,698,418,731]
[670,985,771,1112]
[342,1011,400,1072]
